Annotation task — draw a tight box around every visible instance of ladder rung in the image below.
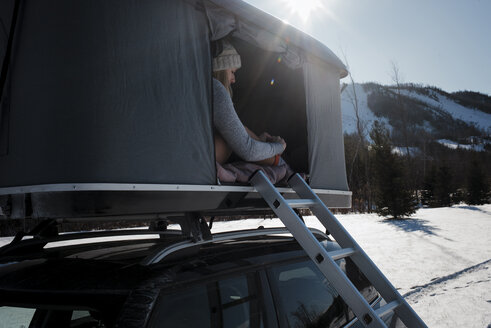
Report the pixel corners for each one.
[375,300,400,317]
[327,247,356,260]
[285,199,317,208]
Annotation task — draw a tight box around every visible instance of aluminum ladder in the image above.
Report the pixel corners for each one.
[250,171,427,328]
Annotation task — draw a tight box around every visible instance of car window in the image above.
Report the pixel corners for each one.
[148,273,266,328]
[0,306,36,328]
[268,261,351,328]
[0,307,107,328]
[218,276,264,328]
[69,310,105,327]
[147,284,211,328]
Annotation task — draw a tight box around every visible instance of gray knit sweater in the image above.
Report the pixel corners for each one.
[213,78,284,162]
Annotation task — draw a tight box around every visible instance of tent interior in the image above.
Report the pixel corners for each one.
[231,38,308,175]
[0,0,350,219]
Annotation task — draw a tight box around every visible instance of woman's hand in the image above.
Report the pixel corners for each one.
[279,138,287,152]
[254,134,286,165]
[264,134,286,152]
[260,132,286,148]
[258,132,272,142]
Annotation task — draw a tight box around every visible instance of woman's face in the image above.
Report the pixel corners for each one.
[227,68,237,84]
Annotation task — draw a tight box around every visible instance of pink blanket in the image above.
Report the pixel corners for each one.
[217,159,294,185]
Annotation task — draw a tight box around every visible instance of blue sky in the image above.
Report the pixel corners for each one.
[244,0,491,95]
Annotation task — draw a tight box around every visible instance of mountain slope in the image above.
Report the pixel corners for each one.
[341,83,491,151]
[399,87,491,132]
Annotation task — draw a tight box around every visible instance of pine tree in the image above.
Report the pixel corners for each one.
[422,165,454,207]
[434,165,453,207]
[344,133,371,212]
[466,160,490,205]
[370,121,416,219]
[421,166,436,207]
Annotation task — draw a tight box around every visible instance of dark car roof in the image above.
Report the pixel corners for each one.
[0,228,379,328]
[0,229,333,295]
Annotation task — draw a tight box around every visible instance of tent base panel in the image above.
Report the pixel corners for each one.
[0,185,351,220]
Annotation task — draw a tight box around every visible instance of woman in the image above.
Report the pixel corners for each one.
[213,40,286,166]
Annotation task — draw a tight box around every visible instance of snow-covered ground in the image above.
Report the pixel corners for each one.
[1,205,490,327]
[212,205,491,328]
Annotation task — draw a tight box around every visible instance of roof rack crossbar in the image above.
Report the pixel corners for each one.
[0,229,183,257]
[140,227,327,266]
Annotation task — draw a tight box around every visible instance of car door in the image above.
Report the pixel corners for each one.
[147,270,275,328]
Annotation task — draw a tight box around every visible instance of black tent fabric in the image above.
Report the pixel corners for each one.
[0,0,16,156]
[0,0,216,187]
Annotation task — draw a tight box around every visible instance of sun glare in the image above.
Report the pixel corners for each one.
[282,0,324,21]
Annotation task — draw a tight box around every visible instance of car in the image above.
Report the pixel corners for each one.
[0,221,390,328]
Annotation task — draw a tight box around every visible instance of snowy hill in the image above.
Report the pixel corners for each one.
[341,83,491,151]
[399,88,491,132]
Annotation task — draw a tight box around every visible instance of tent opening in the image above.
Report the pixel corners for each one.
[223,38,308,175]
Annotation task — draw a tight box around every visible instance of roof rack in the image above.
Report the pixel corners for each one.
[0,219,184,257]
[1,213,209,252]
[0,214,328,261]
[141,227,328,265]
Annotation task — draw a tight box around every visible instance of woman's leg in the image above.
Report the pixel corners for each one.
[215,134,232,164]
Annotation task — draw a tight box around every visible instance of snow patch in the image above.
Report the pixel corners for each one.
[437,139,486,152]
[392,146,421,156]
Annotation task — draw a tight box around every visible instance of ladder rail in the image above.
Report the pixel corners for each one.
[251,172,387,328]
[288,173,427,328]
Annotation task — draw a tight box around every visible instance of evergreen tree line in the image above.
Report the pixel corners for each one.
[344,121,490,219]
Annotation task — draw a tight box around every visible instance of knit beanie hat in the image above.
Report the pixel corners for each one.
[213,40,241,72]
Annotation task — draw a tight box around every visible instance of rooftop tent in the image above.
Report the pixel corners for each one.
[0,0,350,219]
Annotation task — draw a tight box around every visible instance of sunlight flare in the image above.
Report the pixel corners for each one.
[282,0,324,21]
